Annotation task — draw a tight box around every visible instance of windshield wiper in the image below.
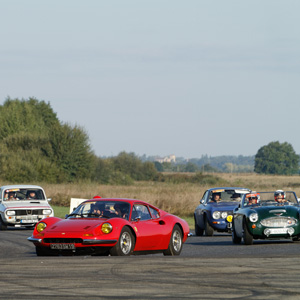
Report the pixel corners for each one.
[68,213,84,218]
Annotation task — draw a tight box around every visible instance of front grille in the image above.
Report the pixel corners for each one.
[44,238,83,243]
[15,209,44,216]
[260,217,296,227]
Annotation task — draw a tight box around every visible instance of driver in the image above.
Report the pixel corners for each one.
[93,202,105,217]
[27,190,36,199]
[210,192,221,203]
[246,193,259,205]
[274,190,286,204]
[7,192,18,201]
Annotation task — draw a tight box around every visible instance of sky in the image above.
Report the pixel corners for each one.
[1,1,300,159]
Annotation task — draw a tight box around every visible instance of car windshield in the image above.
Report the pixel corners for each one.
[69,201,130,220]
[242,191,299,207]
[208,189,248,203]
[3,188,45,201]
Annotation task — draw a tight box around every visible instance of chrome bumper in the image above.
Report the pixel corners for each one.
[27,237,42,243]
[82,239,117,245]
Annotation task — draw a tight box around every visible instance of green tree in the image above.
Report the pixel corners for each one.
[111,152,158,181]
[0,97,59,139]
[254,141,299,175]
[48,123,94,182]
[184,162,199,172]
[0,98,94,183]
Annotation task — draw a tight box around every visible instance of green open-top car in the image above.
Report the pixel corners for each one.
[231,190,300,245]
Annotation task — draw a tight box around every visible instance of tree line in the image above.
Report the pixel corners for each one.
[0,98,298,184]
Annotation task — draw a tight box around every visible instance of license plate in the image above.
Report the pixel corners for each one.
[50,244,76,250]
[268,228,288,234]
[20,220,37,224]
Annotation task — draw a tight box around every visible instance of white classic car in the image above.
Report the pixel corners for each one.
[0,185,54,230]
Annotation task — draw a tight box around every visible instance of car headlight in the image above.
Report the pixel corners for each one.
[212,211,221,219]
[101,223,112,234]
[249,213,258,223]
[36,222,47,233]
[6,210,15,216]
[43,209,52,215]
[221,212,228,219]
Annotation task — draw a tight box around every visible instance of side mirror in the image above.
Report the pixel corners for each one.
[200,199,205,204]
[65,214,69,219]
[47,198,52,202]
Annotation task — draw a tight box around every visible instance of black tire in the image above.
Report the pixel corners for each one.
[194,215,204,236]
[110,227,135,256]
[232,226,242,244]
[243,221,253,245]
[163,224,183,256]
[204,217,214,236]
[0,217,7,230]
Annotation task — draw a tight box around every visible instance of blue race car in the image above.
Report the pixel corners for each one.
[194,187,251,236]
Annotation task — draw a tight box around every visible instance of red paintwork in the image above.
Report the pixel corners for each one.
[30,198,190,253]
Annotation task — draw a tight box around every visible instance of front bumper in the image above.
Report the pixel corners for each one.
[28,236,117,246]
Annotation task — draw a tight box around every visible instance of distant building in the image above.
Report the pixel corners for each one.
[155,154,176,164]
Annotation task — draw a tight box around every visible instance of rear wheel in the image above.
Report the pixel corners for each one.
[243,221,253,245]
[163,224,183,256]
[110,227,135,256]
[204,217,214,236]
[194,215,204,236]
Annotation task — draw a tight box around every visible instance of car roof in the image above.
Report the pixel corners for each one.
[1,184,44,190]
[84,198,151,206]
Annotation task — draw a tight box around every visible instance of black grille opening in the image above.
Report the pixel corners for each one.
[15,209,43,216]
[44,238,83,243]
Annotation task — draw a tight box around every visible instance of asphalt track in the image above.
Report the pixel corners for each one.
[1,228,300,299]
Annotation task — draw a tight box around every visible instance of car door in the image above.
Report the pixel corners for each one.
[130,204,163,251]
[195,190,209,228]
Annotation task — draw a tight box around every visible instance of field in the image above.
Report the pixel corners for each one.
[39,172,300,228]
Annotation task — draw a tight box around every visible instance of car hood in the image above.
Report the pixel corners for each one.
[253,205,300,218]
[208,202,239,211]
[47,219,105,232]
[2,201,51,209]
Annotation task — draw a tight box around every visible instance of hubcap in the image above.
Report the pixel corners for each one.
[120,232,132,255]
[172,230,182,252]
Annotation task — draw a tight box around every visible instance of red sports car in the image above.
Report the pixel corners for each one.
[28,198,191,256]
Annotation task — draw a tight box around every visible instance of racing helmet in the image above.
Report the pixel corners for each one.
[274,190,286,200]
[246,192,260,204]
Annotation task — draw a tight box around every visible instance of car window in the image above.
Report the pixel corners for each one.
[202,191,209,201]
[208,190,245,203]
[70,201,131,219]
[3,188,46,201]
[149,206,160,219]
[131,204,151,221]
[242,191,298,207]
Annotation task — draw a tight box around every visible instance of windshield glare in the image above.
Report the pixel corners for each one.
[70,201,130,220]
[242,192,298,207]
[208,190,247,203]
[3,189,45,201]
